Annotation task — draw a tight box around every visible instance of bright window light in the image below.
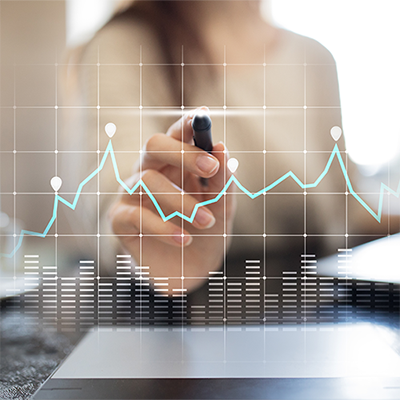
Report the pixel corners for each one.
[269,0,400,168]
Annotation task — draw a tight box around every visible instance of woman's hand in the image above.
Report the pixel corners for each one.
[108,108,236,293]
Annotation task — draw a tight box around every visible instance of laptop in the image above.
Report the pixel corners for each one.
[33,235,400,400]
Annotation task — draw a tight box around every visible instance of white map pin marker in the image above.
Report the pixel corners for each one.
[227,158,239,173]
[50,176,62,192]
[330,126,342,141]
[105,122,116,138]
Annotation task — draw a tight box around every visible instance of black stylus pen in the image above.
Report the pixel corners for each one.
[192,113,213,187]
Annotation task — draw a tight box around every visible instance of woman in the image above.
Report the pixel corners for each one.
[62,1,376,299]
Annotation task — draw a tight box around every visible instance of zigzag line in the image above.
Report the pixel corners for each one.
[1,141,399,258]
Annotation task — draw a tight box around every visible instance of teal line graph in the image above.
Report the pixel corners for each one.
[1,140,400,258]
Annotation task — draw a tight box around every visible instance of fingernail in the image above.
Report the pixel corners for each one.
[173,232,193,246]
[195,209,216,228]
[196,155,219,174]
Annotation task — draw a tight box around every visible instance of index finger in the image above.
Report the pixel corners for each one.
[166,106,210,143]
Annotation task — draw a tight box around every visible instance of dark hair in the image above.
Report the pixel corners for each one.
[110,1,213,104]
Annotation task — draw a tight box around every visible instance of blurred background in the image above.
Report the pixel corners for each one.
[1,0,400,267]
[68,0,400,170]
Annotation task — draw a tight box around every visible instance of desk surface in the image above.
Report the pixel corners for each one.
[0,307,80,400]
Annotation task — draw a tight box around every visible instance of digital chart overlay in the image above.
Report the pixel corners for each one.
[1,125,400,259]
